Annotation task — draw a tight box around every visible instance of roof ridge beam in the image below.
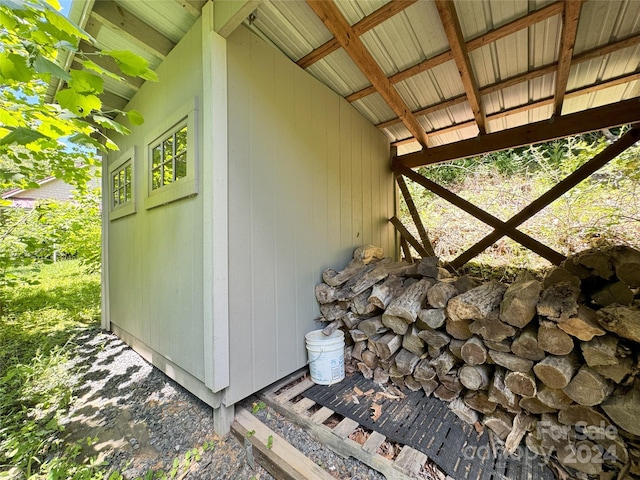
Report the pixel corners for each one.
[297,0,416,69]
[306,0,429,148]
[553,0,584,116]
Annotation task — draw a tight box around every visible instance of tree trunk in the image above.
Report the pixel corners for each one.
[592,356,635,383]
[538,320,575,355]
[446,280,506,322]
[357,362,373,379]
[420,378,439,396]
[404,375,423,392]
[382,278,432,334]
[350,260,394,295]
[351,341,366,361]
[542,266,581,288]
[319,302,348,322]
[373,367,390,385]
[557,305,606,341]
[533,354,578,389]
[563,365,613,406]
[349,328,367,342]
[609,245,640,287]
[511,326,545,361]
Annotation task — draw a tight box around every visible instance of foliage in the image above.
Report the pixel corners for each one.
[0,0,154,193]
[400,130,640,277]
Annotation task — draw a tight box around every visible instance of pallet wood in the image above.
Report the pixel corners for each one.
[232,407,335,480]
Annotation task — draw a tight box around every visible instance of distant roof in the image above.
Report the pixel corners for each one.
[50,0,640,165]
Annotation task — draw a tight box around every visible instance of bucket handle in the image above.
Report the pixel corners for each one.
[307,347,326,365]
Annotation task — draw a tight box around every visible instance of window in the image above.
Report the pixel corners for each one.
[108,148,136,220]
[144,99,198,209]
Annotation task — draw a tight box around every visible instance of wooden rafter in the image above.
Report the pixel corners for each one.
[553,0,583,116]
[450,125,640,268]
[389,216,430,258]
[347,1,563,104]
[436,1,485,133]
[394,97,640,168]
[88,1,175,60]
[393,165,567,265]
[306,0,429,148]
[175,0,207,17]
[297,0,417,69]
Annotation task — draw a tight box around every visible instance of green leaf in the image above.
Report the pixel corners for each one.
[68,133,105,152]
[69,69,103,94]
[43,7,88,42]
[56,89,101,116]
[33,55,71,81]
[0,127,48,146]
[93,115,131,135]
[103,50,158,81]
[81,59,122,81]
[0,52,32,82]
[246,430,255,437]
[266,435,273,449]
[126,109,144,126]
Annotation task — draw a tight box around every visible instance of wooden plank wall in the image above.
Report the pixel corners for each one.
[224,26,395,405]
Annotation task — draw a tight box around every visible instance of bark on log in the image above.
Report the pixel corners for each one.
[322,319,344,336]
[373,367,390,385]
[446,280,507,322]
[349,290,379,317]
[357,362,373,379]
[315,283,338,304]
[420,378,439,396]
[574,250,614,279]
[417,308,446,329]
[454,275,480,294]
[433,384,459,402]
[382,279,432,334]
[601,380,640,436]
[464,391,498,414]
[368,274,404,310]
[460,336,488,365]
[499,278,542,328]
[449,398,479,425]
[542,266,581,289]
[609,245,640,287]
[563,365,613,406]
[440,371,463,394]
[519,397,557,414]
[394,348,420,376]
[417,327,451,349]
[557,405,612,427]
[488,350,534,373]
[536,282,580,320]
[469,311,516,342]
[483,339,512,353]
[427,282,458,309]
[533,355,578,389]
[353,245,385,264]
[590,281,634,307]
[488,368,521,413]
[557,440,604,475]
[597,304,640,343]
[351,261,394,295]
[374,332,402,361]
[404,375,422,392]
[505,370,537,398]
[581,334,618,367]
[592,356,635,383]
[319,302,349,322]
[448,339,466,360]
[537,386,573,410]
[445,317,473,341]
[511,326,545,361]
[402,325,426,356]
[323,259,367,287]
[432,350,457,379]
[557,305,606,341]
[413,359,437,382]
[538,320,575,356]
[349,328,367,342]
[483,409,514,440]
[358,315,388,338]
[361,350,379,370]
[459,364,492,390]
[351,341,366,361]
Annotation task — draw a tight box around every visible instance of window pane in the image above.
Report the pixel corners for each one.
[118,188,124,204]
[112,189,119,207]
[164,136,174,162]
[125,164,131,186]
[152,145,162,169]
[163,161,173,186]
[175,153,187,179]
[152,166,162,190]
[124,184,130,202]
[175,126,187,155]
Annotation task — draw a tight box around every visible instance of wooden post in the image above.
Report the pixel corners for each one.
[396,174,435,256]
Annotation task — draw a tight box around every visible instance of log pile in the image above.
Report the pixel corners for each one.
[315,245,640,478]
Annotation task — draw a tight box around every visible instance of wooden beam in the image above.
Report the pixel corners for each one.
[396,175,435,256]
[573,32,640,64]
[436,1,485,133]
[348,1,563,104]
[391,120,476,147]
[213,0,261,38]
[389,216,430,258]
[451,125,640,268]
[307,0,429,147]
[89,1,175,59]
[393,165,567,265]
[175,0,207,17]
[395,97,640,167]
[377,94,466,129]
[554,0,583,116]
[297,0,416,69]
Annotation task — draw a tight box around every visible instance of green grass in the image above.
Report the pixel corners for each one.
[0,260,102,480]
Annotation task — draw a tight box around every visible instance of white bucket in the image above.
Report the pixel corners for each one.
[305,329,345,385]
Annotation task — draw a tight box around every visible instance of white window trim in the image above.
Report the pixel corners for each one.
[144,98,199,210]
[108,147,136,221]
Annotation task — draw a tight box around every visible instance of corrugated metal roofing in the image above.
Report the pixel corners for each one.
[58,0,640,159]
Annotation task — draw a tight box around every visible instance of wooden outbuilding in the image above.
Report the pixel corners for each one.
[53,0,640,434]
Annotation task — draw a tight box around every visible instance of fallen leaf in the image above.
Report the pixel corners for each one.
[370,402,382,421]
[353,386,363,396]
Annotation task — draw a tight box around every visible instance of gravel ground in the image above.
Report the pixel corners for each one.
[62,327,385,479]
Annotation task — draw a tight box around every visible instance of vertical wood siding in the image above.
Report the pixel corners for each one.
[106,20,207,383]
[224,26,395,404]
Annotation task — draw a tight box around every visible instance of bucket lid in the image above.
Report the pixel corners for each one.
[305,328,344,342]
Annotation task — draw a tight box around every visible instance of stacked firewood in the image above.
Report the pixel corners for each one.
[315,245,640,477]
